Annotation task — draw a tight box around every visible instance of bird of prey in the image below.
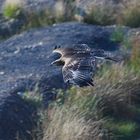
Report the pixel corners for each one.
[51,44,117,87]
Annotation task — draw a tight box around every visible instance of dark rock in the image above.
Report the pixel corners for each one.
[0,0,136,17]
[0,23,123,93]
[0,17,26,38]
[0,93,36,140]
[0,22,138,139]
[0,0,132,38]
[24,0,56,12]
[0,22,136,103]
[0,0,56,15]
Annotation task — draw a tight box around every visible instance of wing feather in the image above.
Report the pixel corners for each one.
[62,56,96,86]
[53,44,91,58]
[52,45,118,87]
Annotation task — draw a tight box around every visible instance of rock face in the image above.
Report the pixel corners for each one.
[0,93,36,140]
[0,17,25,38]
[0,22,138,139]
[0,22,134,102]
[0,0,56,14]
[0,0,135,38]
[0,0,125,17]
[0,22,120,93]
[0,0,131,14]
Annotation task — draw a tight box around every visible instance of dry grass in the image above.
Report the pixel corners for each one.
[130,36,140,71]
[83,0,140,27]
[39,61,140,140]
[2,0,25,19]
[3,0,25,7]
[2,0,75,29]
[2,0,140,31]
[42,106,107,140]
[21,0,75,29]
[40,37,140,139]
[95,64,140,118]
[118,0,140,27]
[11,34,139,140]
[84,2,118,25]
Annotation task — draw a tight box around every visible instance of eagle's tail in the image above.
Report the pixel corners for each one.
[94,54,119,62]
[104,56,119,62]
[93,49,120,62]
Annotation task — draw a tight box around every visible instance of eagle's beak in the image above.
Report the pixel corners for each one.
[50,58,59,66]
[51,58,65,66]
[50,60,56,65]
[49,51,62,66]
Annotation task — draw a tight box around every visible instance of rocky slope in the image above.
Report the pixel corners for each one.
[0,22,139,139]
[0,93,37,140]
[0,22,137,101]
[0,0,132,14]
[0,0,138,38]
[0,23,120,93]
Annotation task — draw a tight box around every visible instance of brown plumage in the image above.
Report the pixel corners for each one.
[51,44,117,87]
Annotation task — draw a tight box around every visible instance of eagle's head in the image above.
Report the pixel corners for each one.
[51,45,65,66]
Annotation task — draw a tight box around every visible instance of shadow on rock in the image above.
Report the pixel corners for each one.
[0,93,37,140]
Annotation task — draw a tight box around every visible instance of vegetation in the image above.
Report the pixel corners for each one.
[84,0,140,27]
[2,0,75,29]
[110,26,125,43]
[3,0,24,19]
[2,0,140,32]
[23,35,140,140]
[1,0,140,140]
[3,4,21,19]
[106,120,138,140]
[40,63,140,140]
[120,2,140,27]
[130,36,140,72]
[84,4,117,26]
[23,91,42,108]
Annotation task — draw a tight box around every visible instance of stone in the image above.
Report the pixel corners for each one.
[0,93,37,140]
[0,22,135,104]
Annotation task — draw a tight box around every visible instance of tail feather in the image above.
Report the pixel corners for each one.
[105,57,118,62]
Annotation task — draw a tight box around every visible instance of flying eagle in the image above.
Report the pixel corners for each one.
[51,44,117,87]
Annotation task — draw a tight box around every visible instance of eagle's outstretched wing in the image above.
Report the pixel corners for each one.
[62,56,96,87]
[91,49,119,62]
[51,44,119,87]
[52,44,91,57]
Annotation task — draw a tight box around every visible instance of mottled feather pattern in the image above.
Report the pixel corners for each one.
[62,56,96,86]
[51,44,117,87]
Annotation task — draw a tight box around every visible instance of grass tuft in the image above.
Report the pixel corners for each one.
[41,61,140,140]
[120,2,140,27]
[106,120,138,140]
[84,0,140,27]
[3,0,24,19]
[42,106,106,140]
[111,26,125,43]
[84,4,116,26]
[130,36,140,72]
